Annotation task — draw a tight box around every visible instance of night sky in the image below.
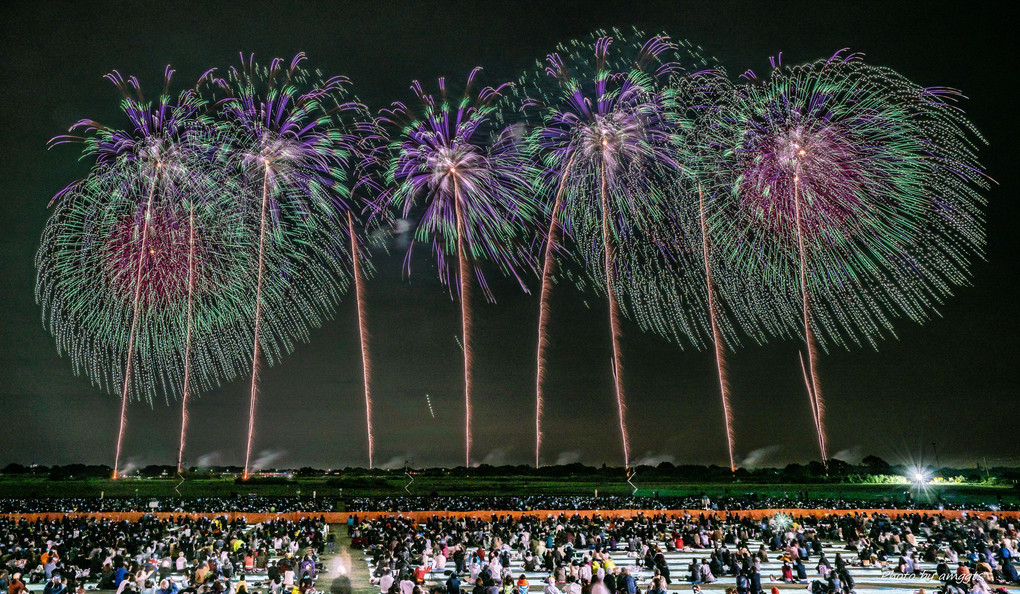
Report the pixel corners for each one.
[1,1,1016,471]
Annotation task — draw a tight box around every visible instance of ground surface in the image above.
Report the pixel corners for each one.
[0,475,1013,507]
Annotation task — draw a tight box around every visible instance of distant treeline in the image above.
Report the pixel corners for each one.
[2,457,1018,485]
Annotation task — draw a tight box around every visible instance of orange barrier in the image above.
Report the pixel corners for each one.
[1,508,1018,523]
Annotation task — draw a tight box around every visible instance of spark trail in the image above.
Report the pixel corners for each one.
[534,155,575,468]
[453,174,473,468]
[348,211,374,469]
[177,201,196,474]
[698,185,736,472]
[799,350,824,460]
[600,164,629,469]
[243,167,270,481]
[793,169,827,464]
[113,167,159,480]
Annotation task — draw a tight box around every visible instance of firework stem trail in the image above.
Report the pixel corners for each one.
[452,175,473,468]
[534,155,575,468]
[799,350,825,460]
[699,184,736,472]
[113,167,160,480]
[178,201,196,474]
[348,211,374,469]
[243,167,270,481]
[599,165,629,469]
[793,170,828,464]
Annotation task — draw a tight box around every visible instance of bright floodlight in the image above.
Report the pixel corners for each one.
[914,472,925,482]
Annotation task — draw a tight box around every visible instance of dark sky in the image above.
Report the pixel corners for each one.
[1,1,1016,472]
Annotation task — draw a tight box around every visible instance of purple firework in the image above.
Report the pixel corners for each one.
[201,53,375,479]
[377,67,538,467]
[516,30,716,468]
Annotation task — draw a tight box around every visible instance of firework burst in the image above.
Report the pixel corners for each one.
[37,67,255,478]
[203,53,373,478]
[515,29,725,468]
[377,67,538,467]
[704,50,989,461]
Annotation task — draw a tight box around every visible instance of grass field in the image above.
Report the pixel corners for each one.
[0,472,1014,507]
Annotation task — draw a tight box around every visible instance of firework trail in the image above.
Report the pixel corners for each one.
[243,172,270,480]
[404,464,415,493]
[113,171,158,479]
[348,211,374,469]
[377,67,538,468]
[452,175,474,467]
[515,30,721,467]
[626,467,638,495]
[38,67,252,475]
[177,201,196,474]
[425,394,435,418]
[202,54,370,478]
[533,154,575,467]
[698,185,736,472]
[799,351,824,461]
[705,51,989,460]
[599,166,629,467]
[791,169,827,463]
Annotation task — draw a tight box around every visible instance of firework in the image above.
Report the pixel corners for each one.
[37,68,255,478]
[349,211,375,468]
[203,53,372,478]
[704,51,989,460]
[697,185,735,472]
[515,30,723,468]
[377,67,538,467]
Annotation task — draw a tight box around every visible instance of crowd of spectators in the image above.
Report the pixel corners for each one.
[0,498,340,515]
[346,494,1016,513]
[0,515,331,594]
[350,510,1020,594]
[2,494,1013,515]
